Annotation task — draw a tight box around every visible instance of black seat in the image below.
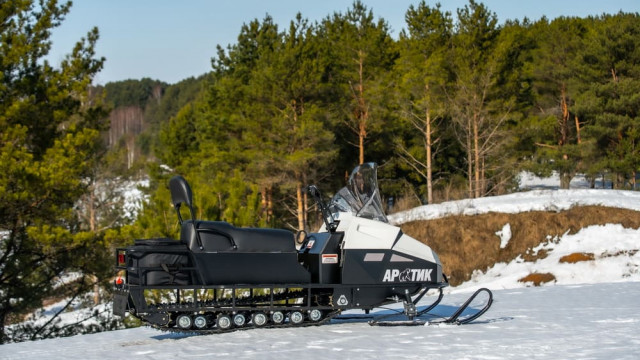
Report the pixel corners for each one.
[180,220,295,253]
[169,175,295,253]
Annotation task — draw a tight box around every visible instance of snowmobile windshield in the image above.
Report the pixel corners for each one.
[329,163,388,223]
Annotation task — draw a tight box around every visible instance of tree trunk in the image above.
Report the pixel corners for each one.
[467,115,473,198]
[296,182,305,232]
[575,114,581,144]
[88,191,100,306]
[473,112,481,198]
[425,109,433,204]
[359,121,366,165]
[357,50,367,165]
[267,187,273,226]
[0,310,6,344]
[560,170,571,189]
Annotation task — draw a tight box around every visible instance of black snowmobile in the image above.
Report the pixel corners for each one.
[113,163,492,332]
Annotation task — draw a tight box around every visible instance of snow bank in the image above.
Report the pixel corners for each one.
[389,189,640,224]
[456,223,640,292]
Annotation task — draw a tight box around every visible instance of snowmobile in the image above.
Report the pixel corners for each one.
[113,163,492,332]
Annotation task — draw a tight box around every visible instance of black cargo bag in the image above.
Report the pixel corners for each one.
[127,238,193,286]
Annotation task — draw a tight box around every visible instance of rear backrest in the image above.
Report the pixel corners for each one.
[169,175,194,221]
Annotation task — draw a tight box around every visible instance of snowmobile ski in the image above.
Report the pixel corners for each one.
[368,287,493,326]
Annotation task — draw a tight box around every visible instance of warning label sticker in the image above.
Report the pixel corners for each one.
[322,254,338,264]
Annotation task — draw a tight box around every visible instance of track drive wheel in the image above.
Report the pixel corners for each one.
[193,315,208,329]
[233,313,247,327]
[289,310,305,325]
[217,313,232,330]
[176,314,193,329]
[271,311,284,324]
[252,312,268,327]
[308,309,323,322]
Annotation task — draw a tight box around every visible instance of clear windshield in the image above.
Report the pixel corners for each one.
[329,162,388,223]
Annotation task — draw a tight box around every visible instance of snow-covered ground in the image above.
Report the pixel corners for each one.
[3,282,639,359]
[2,173,639,359]
[389,189,640,224]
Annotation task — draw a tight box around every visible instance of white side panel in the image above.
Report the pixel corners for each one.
[392,234,438,264]
[343,217,399,250]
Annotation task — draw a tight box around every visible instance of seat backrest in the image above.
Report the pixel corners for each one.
[169,175,195,224]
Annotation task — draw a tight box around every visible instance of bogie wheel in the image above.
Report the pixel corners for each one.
[308,309,323,322]
[252,312,268,327]
[176,314,193,329]
[233,313,246,327]
[193,315,208,329]
[216,313,232,330]
[289,310,305,325]
[271,311,285,324]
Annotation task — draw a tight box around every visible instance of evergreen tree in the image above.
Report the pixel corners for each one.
[0,0,106,342]
[449,0,514,197]
[582,13,640,188]
[528,16,590,188]
[321,0,396,166]
[395,1,453,203]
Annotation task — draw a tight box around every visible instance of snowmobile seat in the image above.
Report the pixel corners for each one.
[181,220,296,253]
[169,175,296,253]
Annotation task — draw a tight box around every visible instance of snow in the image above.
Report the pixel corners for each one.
[496,223,512,249]
[518,170,613,190]
[3,283,640,359]
[2,184,640,359]
[388,189,640,224]
[459,223,640,292]
[121,178,149,219]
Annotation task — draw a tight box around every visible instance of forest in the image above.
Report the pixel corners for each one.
[0,0,638,343]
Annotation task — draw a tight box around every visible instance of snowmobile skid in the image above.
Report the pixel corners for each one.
[113,163,493,332]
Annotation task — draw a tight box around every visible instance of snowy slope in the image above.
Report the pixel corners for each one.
[388,189,640,224]
[2,187,640,359]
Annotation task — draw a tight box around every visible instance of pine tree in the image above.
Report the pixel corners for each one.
[0,1,106,342]
[395,1,453,203]
[449,0,513,197]
[581,13,640,188]
[321,0,396,166]
[528,16,590,188]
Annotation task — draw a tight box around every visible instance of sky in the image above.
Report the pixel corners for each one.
[46,0,640,85]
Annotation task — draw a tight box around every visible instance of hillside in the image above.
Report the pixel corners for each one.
[390,189,640,285]
[401,206,640,285]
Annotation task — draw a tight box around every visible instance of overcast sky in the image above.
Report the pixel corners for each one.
[46,0,640,85]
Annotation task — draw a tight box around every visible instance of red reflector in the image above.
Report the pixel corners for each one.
[116,277,124,285]
[118,253,125,265]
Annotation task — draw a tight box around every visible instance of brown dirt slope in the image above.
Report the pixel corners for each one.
[400,206,640,286]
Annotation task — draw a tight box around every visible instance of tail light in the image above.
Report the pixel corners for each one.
[117,250,126,267]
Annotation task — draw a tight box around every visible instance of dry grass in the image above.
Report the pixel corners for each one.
[519,272,556,286]
[400,206,640,286]
[559,252,595,263]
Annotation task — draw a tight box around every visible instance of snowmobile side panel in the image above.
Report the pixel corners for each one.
[341,248,440,285]
[392,233,439,264]
[298,232,343,284]
[342,216,399,250]
[191,252,311,285]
